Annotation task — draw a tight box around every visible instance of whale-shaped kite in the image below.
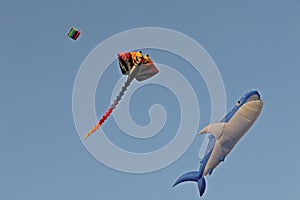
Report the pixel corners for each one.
[173,90,263,197]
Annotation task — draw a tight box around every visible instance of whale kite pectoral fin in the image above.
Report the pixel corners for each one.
[199,122,226,139]
[220,155,225,162]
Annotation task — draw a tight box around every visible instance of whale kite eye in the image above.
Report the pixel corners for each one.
[236,101,241,106]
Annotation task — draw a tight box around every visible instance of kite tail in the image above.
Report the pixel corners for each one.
[83,80,131,140]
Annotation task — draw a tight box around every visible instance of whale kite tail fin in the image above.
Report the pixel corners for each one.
[173,171,206,197]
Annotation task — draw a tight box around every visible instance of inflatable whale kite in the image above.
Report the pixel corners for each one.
[173,90,263,197]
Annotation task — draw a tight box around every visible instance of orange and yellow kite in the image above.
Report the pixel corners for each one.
[84,51,159,140]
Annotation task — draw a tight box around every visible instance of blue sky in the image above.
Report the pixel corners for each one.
[1,1,300,199]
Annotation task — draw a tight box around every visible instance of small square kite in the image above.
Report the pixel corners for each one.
[67,27,80,40]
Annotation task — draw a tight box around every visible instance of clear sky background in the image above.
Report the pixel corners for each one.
[1,0,299,200]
